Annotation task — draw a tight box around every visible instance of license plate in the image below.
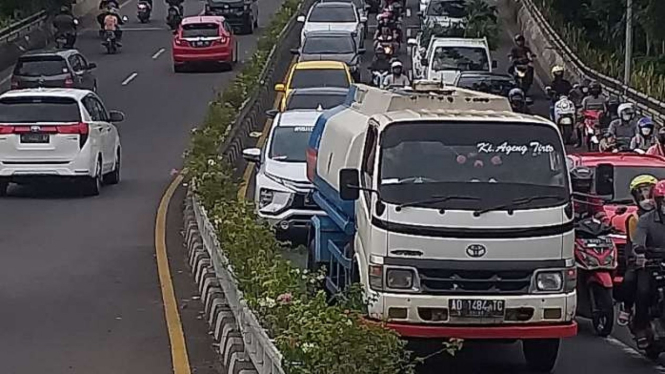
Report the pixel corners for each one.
[195,41,210,47]
[20,133,49,143]
[449,299,505,318]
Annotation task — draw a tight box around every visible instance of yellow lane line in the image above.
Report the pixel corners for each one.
[155,174,191,374]
[237,57,297,200]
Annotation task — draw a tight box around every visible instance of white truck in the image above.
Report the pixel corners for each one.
[408,36,497,84]
[306,81,577,372]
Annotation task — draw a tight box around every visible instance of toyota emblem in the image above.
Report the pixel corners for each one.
[30,126,41,132]
[466,244,487,258]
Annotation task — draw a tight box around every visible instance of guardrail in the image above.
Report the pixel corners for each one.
[182,1,312,373]
[515,0,665,124]
[0,11,47,44]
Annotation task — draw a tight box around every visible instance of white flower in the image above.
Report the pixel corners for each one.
[207,158,217,166]
[301,342,315,353]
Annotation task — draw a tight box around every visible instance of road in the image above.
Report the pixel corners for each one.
[0,0,283,373]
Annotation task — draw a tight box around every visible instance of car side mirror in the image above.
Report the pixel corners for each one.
[265,109,278,118]
[274,83,285,92]
[360,16,368,23]
[296,15,305,22]
[358,48,366,54]
[492,60,497,68]
[595,163,615,197]
[339,168,360,201]
[290,48,300,54]
[122,15,128,22]
[417,11,423,17]
[109,110,125,122]
[87,62,97,69]
[407,38,417,46]
[242,148,261,163]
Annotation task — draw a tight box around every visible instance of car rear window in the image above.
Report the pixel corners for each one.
[290,69,350,89]
[182,23,220,38]
[14,56,69,77]
[0,97,81,123]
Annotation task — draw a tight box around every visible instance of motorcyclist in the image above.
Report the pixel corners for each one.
[99,0,120,10]
[53,6,77,48]
[383,60,410,88]
[369,45,391,73]
[647,127,665,157]
[508,88,530,114]
[629,179,665,348]
[548,65,573,98]
[101,5,124,45]
[617,175,658,327]
[608,103,638,150]
[166,0,185,13]
[570,166,607,222]
[581,81,605,111]
[508,34,533,75]
[598,131,618,153]
[373,25,396,52]
[630,117,657,153]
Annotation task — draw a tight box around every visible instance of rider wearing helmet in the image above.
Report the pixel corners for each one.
[598,130,618,153]
[53,5,77,48]
[549,65,572,98]
[608,103,638,149]
[581,81,605,111]
[647,127,665,157]
[508,88,530,114]
[618,175,658,327]
[630,179,665,347]
[570,166,606,221]
[382,60,410,88]
[630,117,657,152]
[508,35,533,70]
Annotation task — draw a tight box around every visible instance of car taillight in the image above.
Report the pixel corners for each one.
[57,122,89,147]
[64,75,74,87]
[174,37,185,46]
[219,36,227,44]
[0,126,14,134]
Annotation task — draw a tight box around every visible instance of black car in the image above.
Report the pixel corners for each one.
[292,30,365,81]
[282,87,349,111]
[453,71,517,98]
[10,49,97,91]
[204,0,259,34]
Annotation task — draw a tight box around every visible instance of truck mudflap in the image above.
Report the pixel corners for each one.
[377,321,578,339]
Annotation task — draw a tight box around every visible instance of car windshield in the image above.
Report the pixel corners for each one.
[14,56,68,77]
[285,92,347,110]
[322,0,363,7]
[0,97,81,123]
[308,5,356,22]
[431,46,490,72]
[303,35,355,54]
[457,76,516,97]
[269,126,314,162]
[591,166,665,203]
[290,69,350,89]
[378,122,569,210]
[427,1,467,17]
[182,23,219,38]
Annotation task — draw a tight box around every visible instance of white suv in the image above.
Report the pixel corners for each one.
[0,88,125,196]
[242,110,326,237]
[297,2,367,49]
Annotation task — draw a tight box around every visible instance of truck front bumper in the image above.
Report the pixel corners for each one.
[258,208,326,233]
[367,291,577,339]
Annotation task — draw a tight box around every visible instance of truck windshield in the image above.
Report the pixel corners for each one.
[378,121,569,210]
[427,1,467,17]
[269,126,313,163]
[431,46,489,71]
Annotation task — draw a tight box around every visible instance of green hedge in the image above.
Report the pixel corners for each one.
[184,0,418,372]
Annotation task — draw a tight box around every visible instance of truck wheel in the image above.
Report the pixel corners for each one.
[591,284,614,337]
[522,338,560,373]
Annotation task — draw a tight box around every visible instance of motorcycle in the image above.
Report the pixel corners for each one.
[582,109,603,151]
[374,35,396,59]
[166,4,183,30]
[55,19,79,49]
[102,29,119,54]
[574,215,618,337]
[137,1,152,23]
[553,95,575,144]
[371,68,389,88]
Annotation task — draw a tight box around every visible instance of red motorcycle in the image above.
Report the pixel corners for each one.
[574,215,618,337]
[582,109,603,151]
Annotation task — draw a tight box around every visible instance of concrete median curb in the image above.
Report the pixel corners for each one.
[183,196,258,374]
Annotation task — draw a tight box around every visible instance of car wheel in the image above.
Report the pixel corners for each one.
[254,13,258,28]
[104,149,121,185]
[83,157,103,196]
[174,63,185,73]
[0,179,9,197]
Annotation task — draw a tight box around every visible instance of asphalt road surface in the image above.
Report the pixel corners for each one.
[0,0,283,373]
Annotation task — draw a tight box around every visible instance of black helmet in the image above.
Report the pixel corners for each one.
[514,34,525,43]
[570,166,593,194]
[589,81,602,94]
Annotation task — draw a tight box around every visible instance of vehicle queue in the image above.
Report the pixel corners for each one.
[4,0,665,370]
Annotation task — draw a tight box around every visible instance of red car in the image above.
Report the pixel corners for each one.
[567,153,665,278]
[172,16,238,72]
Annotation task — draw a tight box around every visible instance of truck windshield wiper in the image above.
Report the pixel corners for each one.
[396,195,480,209]
[473,195,564,216]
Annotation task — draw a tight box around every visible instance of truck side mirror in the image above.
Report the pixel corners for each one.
[595,163,614,197]
[339,168,360,201]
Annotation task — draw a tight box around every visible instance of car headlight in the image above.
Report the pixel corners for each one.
[536,271,563,291]
[258,188,293,213]
[386,269,415,289]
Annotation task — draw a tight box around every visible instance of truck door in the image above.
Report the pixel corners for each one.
[356,122,380,258]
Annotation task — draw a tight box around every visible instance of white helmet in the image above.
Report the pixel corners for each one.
[391,60,403,69]
[617,102,635,120]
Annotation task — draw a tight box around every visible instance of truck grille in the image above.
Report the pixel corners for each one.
[418,268,533,295]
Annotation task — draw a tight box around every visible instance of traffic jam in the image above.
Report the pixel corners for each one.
[2,0,665,372]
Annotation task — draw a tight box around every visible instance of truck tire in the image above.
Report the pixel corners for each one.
[522,338,560,373]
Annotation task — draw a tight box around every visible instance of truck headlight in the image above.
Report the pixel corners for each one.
[387,269,415,289]
[258,188,292,213]
[536,271,563,291]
